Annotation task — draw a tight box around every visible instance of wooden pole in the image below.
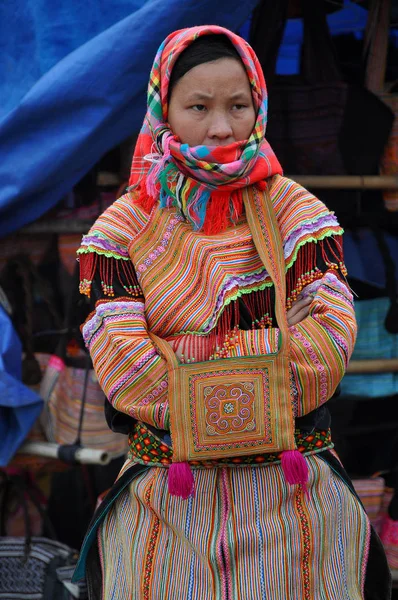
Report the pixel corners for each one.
[288,175,398,190]
[346,358,398,374]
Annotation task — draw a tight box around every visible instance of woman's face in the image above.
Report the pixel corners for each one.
[167,57,256,147]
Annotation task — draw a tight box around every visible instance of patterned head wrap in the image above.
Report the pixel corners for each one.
[129,25,282,233]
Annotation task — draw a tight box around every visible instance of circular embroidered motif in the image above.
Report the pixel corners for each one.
[204,383,256,435]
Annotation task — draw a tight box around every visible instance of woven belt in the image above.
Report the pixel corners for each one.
[128,422,333,469]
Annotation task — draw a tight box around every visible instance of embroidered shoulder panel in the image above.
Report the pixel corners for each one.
[271,175,343,269]
[78,177,346,331]
[77,192,149,260]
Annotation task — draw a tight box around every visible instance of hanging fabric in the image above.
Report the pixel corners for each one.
[250,0,394,220]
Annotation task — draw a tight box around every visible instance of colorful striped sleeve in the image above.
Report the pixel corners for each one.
[78,194,170,430]
[81,297,169,429]
[289,269,357,417]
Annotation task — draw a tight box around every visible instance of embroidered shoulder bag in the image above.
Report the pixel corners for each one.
[149,186,307,498]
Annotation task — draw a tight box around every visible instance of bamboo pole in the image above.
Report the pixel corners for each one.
[17,175,398,235]
[346,358,398,374]
[17,441,112,465]
[288,175,398,190]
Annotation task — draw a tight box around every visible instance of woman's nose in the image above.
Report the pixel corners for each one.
[208,112,233,141]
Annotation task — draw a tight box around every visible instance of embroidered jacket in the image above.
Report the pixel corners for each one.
[78,175,356,431]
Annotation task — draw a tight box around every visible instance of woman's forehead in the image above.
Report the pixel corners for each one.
[170,58,252,98]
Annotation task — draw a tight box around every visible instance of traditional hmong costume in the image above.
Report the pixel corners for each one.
[73,25,391,600]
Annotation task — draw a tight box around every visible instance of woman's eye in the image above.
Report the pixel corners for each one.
[191,104,207,112]
[232,104,247,111]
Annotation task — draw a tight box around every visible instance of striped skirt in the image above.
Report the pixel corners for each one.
[98,455,370,599]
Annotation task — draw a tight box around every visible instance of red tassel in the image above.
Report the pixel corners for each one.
[281,450,309,486]
[256,179,267,191]
[134,184,156,214]
[203,190,244,235]
[168,462,195,499]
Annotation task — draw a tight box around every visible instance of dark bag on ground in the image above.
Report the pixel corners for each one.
[0,469,88,599]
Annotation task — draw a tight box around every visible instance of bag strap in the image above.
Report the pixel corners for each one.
[73,354,92,446]
[148,332,180,368]
[243,184,290,353]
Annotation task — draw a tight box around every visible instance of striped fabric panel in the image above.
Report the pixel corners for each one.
[78,192,147,259]
[225,327,279,357]
[168,330,279,364]
[133,211,269,336]
[98,456,369,600]
[272,176,343,267]
[82,298,169,430]
[48,365,127,455]
[290,271,356,417]
[352,477,385,526]
[131,177,345,337]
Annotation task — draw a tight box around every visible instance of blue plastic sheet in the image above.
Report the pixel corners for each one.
[0,0,149,121]
[276,0,368,75]
[0,0,258,237]
[0,306,43,467]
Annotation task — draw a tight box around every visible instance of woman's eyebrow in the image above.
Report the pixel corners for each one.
[230,91,251,100]
[185,91,251,101]
[185,91,213,101]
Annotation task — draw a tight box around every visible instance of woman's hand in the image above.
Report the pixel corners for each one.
[287,295,312,327]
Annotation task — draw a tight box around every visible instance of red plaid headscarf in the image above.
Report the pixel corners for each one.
[129,25,282,233]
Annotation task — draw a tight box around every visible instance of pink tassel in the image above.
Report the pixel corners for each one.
[146,159,163,199]
[146,135,172,198]
[168,462,195,499]
[48,355,65,372]
[281,450,309,486]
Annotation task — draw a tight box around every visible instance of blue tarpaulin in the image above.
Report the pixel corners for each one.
[276,0,368,74]
[0,306,43,466]
[0,0,150,121]
[0,0,258,237]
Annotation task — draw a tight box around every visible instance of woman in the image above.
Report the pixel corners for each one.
[74,26,391,599]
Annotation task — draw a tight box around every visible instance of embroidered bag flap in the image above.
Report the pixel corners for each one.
[149,185,295,462]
